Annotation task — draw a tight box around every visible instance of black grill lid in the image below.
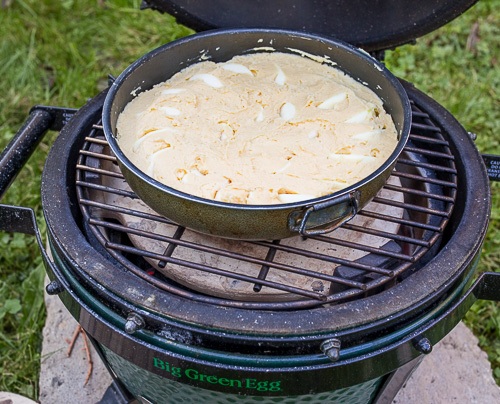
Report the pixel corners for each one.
[143,0,477,52]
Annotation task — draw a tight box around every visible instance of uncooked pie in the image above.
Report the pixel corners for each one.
[116,52,398,204]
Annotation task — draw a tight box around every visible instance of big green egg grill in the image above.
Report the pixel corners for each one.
[1,1,500,403]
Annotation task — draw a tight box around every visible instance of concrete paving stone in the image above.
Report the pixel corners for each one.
[39,278,112,404]
[0,392,37,404]
[393,322,500,404]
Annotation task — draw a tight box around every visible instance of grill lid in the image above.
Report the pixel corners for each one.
[142,0,478,52]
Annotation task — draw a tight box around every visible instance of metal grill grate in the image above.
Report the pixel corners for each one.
[75,99,457,309]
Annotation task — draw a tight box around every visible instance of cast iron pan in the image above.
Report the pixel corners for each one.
[103,28,411,240]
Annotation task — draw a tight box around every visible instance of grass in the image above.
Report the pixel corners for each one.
[0,0,193,398]
[0,0,499,399]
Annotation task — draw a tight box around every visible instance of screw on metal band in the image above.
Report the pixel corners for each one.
[413,336,433,354]
[125,312,145,334]
[45,280,64,295]
[468,131,477,141]
[320,338,341,361]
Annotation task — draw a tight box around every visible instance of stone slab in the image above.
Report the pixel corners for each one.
[39,277,112,404]
[393,321,500,403]
[0,392,37,404]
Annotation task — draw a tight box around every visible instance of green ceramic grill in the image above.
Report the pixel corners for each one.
[2,1,500,403]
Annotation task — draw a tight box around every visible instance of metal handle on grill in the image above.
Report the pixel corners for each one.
[288,191,360,236]
[0,203,61,290]
[0,105,77,200]
[0,109,56,270]
[0,109,53,200]
[0,105,76,291]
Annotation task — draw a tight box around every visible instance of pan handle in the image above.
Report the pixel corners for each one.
[288,191,361,236]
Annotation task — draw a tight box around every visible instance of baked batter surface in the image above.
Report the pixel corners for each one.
[116,52,398,204]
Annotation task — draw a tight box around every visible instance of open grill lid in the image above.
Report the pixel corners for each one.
[142,0,478,52]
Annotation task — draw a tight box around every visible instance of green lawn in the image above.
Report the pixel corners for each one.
[0,0,499,399]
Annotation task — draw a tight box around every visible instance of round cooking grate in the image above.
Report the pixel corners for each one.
[75,98,457,310]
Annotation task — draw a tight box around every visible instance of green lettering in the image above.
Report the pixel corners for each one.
[269,381,281,392]
[185,369,198,380]
[257,381,269,391]
[153,358,165,370]
[246,379,257,389]
[229,379,242,388]
[207,376,218,384]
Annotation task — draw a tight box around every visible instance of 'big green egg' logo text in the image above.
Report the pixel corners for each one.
[153,357,282,392]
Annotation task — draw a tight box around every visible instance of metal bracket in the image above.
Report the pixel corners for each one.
[29,105,78,132]
[97,382,139,404]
